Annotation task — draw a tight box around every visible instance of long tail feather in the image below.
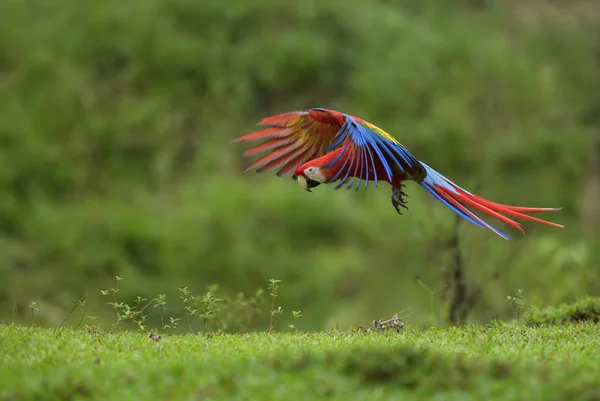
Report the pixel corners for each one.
[418,162,563,239]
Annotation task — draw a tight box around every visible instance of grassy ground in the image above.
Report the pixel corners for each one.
[2,320,599,400]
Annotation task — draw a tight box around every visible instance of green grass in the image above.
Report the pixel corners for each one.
[2,322,599,400]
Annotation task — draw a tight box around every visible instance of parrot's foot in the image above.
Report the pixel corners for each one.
[391,185,409,215]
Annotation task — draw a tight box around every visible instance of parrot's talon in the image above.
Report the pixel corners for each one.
[391,187,409,215]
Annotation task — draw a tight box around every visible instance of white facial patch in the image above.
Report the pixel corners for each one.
[303,167,325,183]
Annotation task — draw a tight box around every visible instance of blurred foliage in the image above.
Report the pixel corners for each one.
[1,0,599,331]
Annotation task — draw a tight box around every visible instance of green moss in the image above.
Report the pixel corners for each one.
[523,297,600,326]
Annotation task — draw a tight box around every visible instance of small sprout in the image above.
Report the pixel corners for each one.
[154,294,167,310]
[506,289,526,320]
[104,275,126,323]
[134,296,147,308]
[101,276,151,331]
[28,301,38,316]
[179,286,200,332]
[200,291,222,333]
[287,310,303,332]
[168,316,181,330]
[268,279,281,299]
[153,294,168,328]
[267,279,283,333]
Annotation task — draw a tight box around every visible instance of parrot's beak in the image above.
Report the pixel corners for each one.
[295,174,311,192]
[293,174,320,193]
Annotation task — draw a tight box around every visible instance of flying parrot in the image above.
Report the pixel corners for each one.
[231,108,563,239]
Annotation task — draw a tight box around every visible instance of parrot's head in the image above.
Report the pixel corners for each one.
[292,166,324,193]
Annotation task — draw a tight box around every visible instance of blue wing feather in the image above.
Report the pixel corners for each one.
[364,144,378,187]
[346,153,362,190]
[360,146,368,190]
[331,153,351,188]
[323,114,423,190]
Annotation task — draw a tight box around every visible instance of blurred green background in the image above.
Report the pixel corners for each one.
[1,0,599,331]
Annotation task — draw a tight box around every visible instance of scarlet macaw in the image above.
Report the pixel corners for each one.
[231,108,563,239]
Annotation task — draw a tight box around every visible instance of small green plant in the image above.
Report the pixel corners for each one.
[268,279,283,333]
[506,289,526,320]
[179,286,200,332]
[101,275,123,324]
[167,316,181,331]
[200,290,221,333]
[28,301,38,317]
[94,277,304,334]
[288,310,303,332]
[101,277,151,330]
[153,294,168,329]
[120,303,146,330]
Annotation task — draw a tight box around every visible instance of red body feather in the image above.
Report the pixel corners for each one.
[295,147,410,188]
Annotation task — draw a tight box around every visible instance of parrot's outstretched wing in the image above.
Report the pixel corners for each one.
[230,109,344,176]
[325,116,426,189]
[231,108,425,181]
